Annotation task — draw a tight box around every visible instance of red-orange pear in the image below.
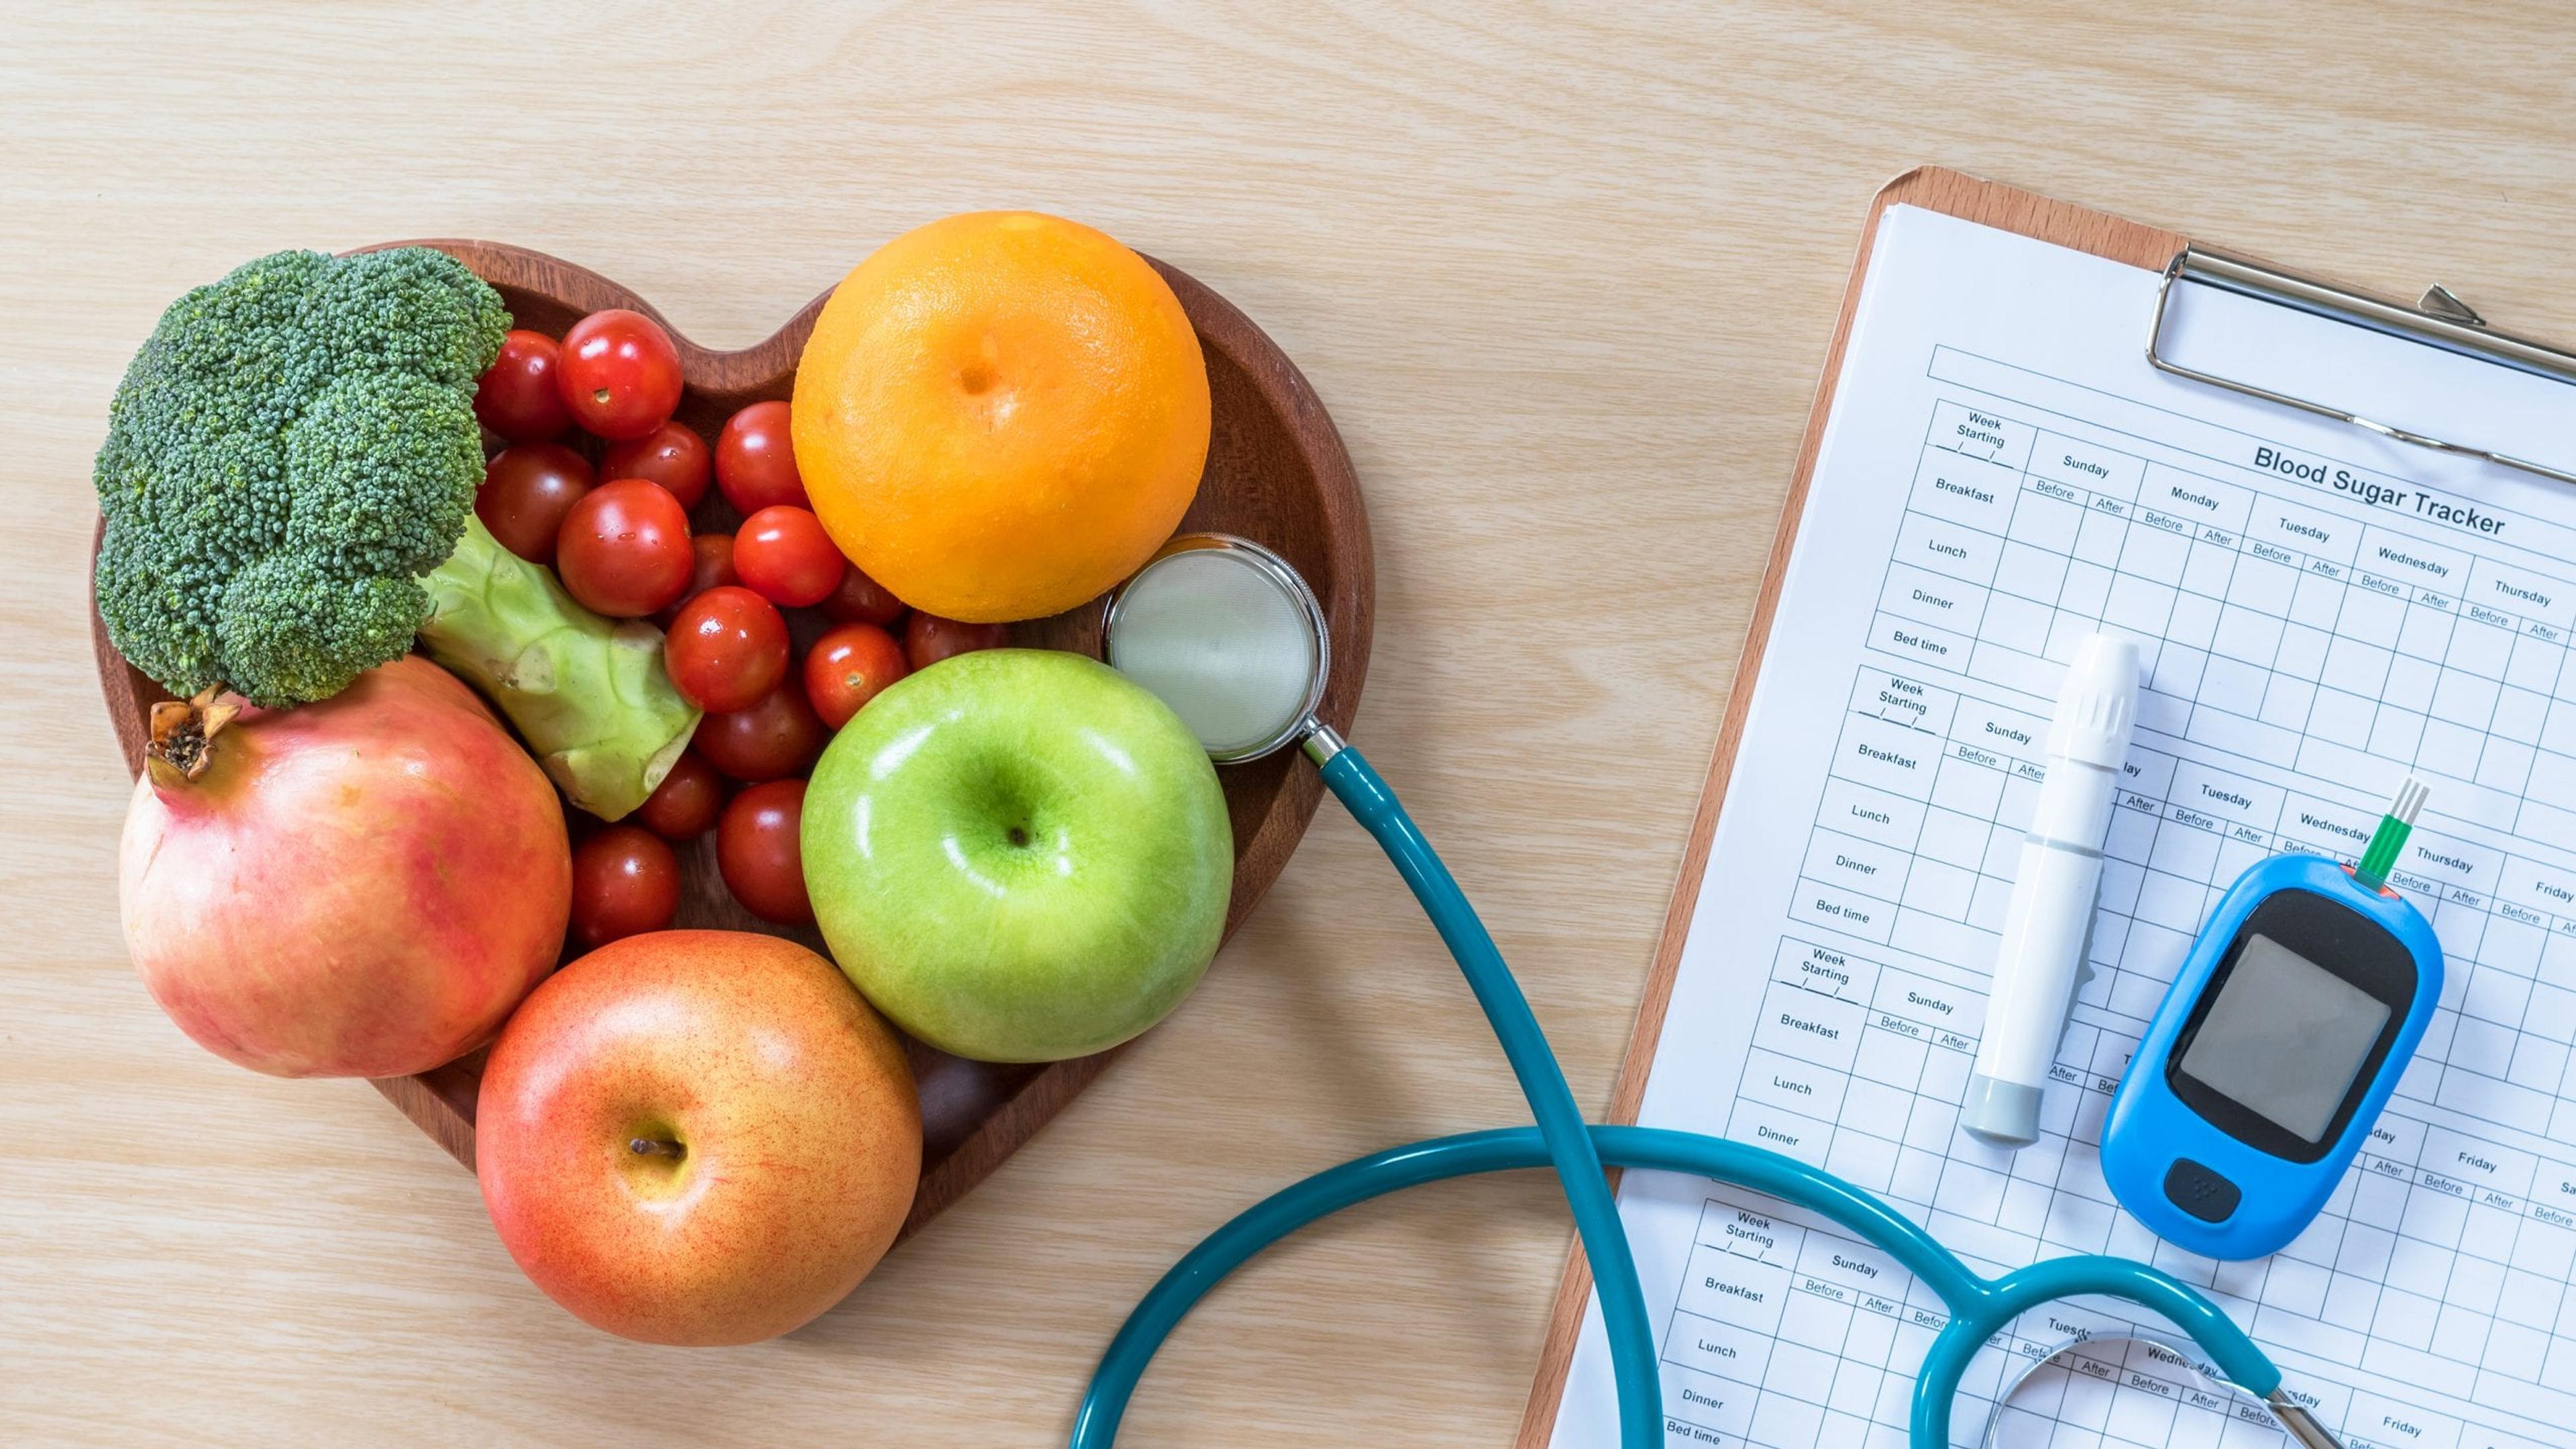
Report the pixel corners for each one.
[474,930,921,1346]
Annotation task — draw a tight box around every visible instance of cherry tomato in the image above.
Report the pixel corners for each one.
[820,564,908,627]
[651,532,739,627]
[694,680,828,782]
[715,400,807,511]
[474,442,595,565]
[804,623,909,729]
[599,421,712,510]
[717,779,812,924]
[556,479,694,618]
[570,824,680,949]
[684,532,740,594]
[474,329,572,443]
[733,506,845,608]
[664,586,790,714]
[635,751,725,840]
[905,612,1010,672]
[556,309,683,441]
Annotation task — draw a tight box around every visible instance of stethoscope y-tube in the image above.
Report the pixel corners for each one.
[1069,733,2341,1449]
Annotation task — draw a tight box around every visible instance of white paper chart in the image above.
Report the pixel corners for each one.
[1547,207,2576,1449]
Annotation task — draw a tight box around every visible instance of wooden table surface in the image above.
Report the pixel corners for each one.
[9,5,2575,1444]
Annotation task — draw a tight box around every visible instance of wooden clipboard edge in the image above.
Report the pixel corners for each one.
[1512,166,2187,1446]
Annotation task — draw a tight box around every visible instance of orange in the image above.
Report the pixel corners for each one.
[791,211,1212,623]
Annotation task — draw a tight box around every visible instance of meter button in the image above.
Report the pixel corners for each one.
[2163,1159,2241,1223]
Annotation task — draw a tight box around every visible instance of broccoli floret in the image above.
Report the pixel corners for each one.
[93,247,507,706]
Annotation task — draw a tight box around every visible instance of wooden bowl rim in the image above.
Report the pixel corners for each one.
[89,237,1374,1241]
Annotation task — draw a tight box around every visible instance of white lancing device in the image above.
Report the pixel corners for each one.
[1962,631,2139,1150]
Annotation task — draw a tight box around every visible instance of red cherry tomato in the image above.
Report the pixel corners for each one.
[694,680,828,782]
[570,824,680,949]
[555,479,694,619]
[733,506,846,608]
[599,421,712,510]
[651,533,739,627]
[474,442,596,565]
[635,751,725,841]
[904,612,1010,672]
[684,533,740,593]
[664,586,790,714]
[715,400,808,511]
[820,564,908,627]
[556,309,683,441]
[717,779,812,924]
[804,623,909,729]
[474,329,572,443]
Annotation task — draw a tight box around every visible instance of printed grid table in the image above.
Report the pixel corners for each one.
[1651,398,2576,1449]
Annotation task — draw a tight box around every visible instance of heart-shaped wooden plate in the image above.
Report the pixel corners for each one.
[90,239,1372,1242]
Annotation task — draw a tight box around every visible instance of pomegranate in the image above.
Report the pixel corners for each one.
[118,656,572,1078]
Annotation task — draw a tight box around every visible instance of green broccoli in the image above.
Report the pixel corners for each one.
[94,247,703,820]
[93,247,504,706]
[417,515,702,820]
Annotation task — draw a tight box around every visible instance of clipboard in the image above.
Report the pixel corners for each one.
[1513,164,2576,1445]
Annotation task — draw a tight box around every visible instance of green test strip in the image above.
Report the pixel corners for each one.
[2353,777,2431,892]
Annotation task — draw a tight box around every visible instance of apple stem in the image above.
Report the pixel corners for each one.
[629,1137,686,1161]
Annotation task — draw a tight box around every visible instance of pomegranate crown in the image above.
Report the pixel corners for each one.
[144,687,244,790]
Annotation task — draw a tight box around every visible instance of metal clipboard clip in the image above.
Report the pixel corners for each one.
[2146,246,2576,487]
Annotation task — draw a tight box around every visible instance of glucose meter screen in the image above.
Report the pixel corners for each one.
[2178,933,2392,1143]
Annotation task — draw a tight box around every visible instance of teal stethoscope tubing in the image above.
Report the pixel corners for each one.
[1069,741,2300,1447]
[1308,745,1666,1446]
[1065,1126,2280,1448]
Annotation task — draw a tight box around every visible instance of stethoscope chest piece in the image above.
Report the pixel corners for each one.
[1104,533,1330,763]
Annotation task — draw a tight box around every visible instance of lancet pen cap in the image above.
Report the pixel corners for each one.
[2047,633,2140,771]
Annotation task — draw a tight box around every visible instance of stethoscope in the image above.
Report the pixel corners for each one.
[1079,534,2343,1449]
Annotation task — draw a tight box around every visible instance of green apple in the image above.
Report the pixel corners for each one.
[802,649,1234,1062]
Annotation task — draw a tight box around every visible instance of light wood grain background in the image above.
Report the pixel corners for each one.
[7,4,2573,1445]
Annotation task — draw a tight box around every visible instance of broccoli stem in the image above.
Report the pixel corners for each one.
[416,515,702,822]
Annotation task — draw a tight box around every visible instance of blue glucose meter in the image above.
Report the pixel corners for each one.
[2102,843,2443,1260]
